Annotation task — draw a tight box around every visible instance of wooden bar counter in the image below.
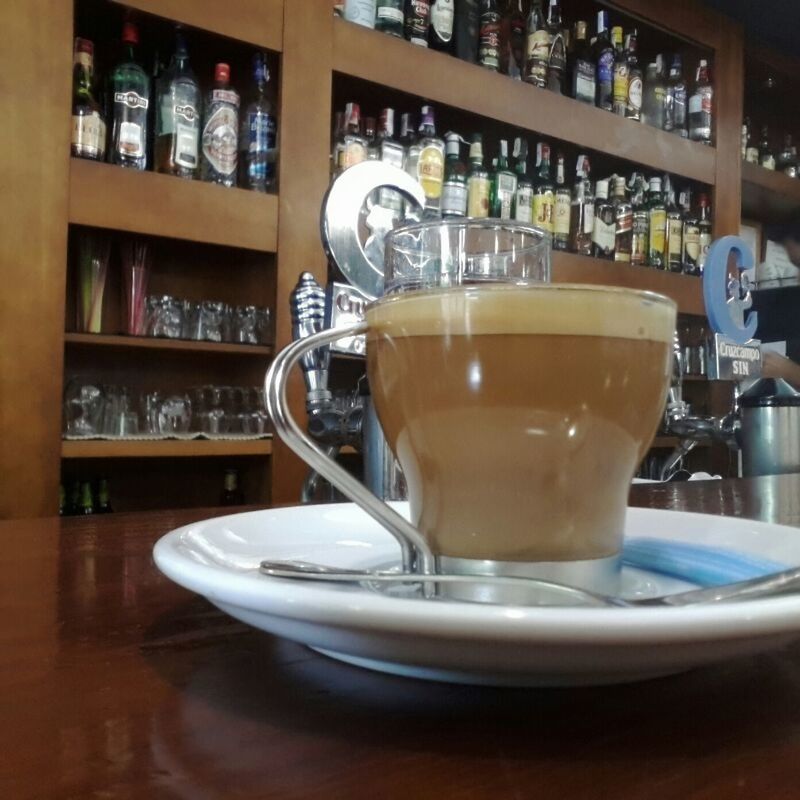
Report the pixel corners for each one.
[4,476,800,799]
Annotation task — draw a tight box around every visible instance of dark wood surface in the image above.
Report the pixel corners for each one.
[5,476,800,798]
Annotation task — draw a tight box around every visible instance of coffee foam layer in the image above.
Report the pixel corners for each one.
[367,285,676,343]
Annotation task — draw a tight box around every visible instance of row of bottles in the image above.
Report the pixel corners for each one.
[340,1,714,144]
[331,101,713,274]
[71,21,277,190]
[741,118,799,178]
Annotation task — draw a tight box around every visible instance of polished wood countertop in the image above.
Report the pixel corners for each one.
[4,476,800,799]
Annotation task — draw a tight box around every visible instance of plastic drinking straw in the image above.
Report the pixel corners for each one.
[121,239,150,336]
[78,232,111,333]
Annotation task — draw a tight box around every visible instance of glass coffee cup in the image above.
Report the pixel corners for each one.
[266,220,676,596]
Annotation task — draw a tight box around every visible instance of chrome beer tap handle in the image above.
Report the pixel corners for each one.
[290,272,332,411]
[665,330,688,427]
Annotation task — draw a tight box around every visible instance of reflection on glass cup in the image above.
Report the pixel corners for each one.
[147,295,183,339]
[157,395,192,434]
[267,220,676,597]
[234,305,259,345]
[199,301,227,343]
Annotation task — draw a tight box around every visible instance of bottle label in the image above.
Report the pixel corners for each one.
[554,194,571,235]
[514,186,533,222]
[342,140,367,169]
[593,216,616,252]
[597,51,613,85]
[377,5,404,22]
[683,225,700,262]
[406,0,431,45]
[479,12,501,68]
[467,175,491,217]
[344,0,377,26]
[71,112,106,159]
[631,214,649,264]
[431,0,454,41]
[698,231,712,268]
[627,75,643,112]
[496,173,517,220]
[202,105,238,176]
[118,120,144,157]
[574,59,595,103]
[175,120,199,168]
[667,218,683,260]
[526,29,551,84]
[547,35,566,77]
[649,209,666,255]
[532,192,554,233]
[245,111,277,183]
[115,91,148,110]
[211,88,240,107]
[583,202,595,235]
[613,62,629,105]
[418,145,445,199]
[442,180,468,216]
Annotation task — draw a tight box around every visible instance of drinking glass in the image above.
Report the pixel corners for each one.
[148,296,183,338]
[63,381,105,436]
[234,305,259,345]
[157,395,192,434]
[199,301,226,342]
[121,239,150,336]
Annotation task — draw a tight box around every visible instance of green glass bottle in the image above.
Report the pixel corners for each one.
[96,479,113,514]
[491,139,517,219]
[79,481,95,516]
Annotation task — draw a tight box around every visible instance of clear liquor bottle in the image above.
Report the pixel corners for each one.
[405,0,432,46]
[612,175,632,262]
[569,20,595,104]
[441,132,468,218]
[71,38,106,161]
[744,117,759,163]
[155,28,200,180]
[376,108,406,217]
[591,179,615,259]
[647,176,667,269]
[337,102,368,175]
[376,0,404,36]
[664,54,688,137]
[630,173,649,266]
[553,152,571,250]
[779,134,798,178]
[466,134,491,218]
[568,155,593,255]
[532,142,554,234]
[201,63,239,186]
[664,176,684,273]
[364,117,379,159]
[109,21,150,170]
[696,193,712,275]
[491,139,517,219]
[592,10,614,111]
[238,53,277,191]
[512,137,534,223]
[642,57,667,129]
[759,126,776,170]
[688,59,713,144]
[524,0,548,88]
[416,105,445,217]
[625,30,642,121]
[546,0,565,94]
[331,111,345,178]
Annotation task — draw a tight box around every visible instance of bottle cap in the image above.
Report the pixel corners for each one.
[513,137,527,159]
[215,62,231,84]
[121,22,139,45]
[595,179,609,198]
[499,139,508,157]
[345,102,361,127]
[74,37,94,55]
[420,105,435,129]
[445,132,461,156]
[469,134,483,160]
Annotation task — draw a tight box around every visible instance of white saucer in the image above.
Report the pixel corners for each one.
[153,503,800,686]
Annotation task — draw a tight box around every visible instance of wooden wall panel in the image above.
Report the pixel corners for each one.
[271,0,334,504]
[0,0,73,518]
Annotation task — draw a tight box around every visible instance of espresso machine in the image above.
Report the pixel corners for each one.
[290,160,426,502]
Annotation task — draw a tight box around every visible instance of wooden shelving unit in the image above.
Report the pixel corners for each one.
[64,332,273,357]
[62,438,272,459]
[741,161,800,222]
[69,159,279,252]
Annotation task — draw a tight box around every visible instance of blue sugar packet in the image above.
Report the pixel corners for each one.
[622,539,787,587]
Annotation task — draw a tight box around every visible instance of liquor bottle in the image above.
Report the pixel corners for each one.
[79,481,95,515]
[744,118,759,164]
[58,483,66,516]
[239,53,278,192]
[405,0,432,45]
[592,11,614,112]
[441,132,468,218]
[337,102,368,175]
[504,0,527,79]
[630,173,649,267]
[430,0,455,52]
[376,0,405,36]
[454,0,480,63]
[109,21,150,170]
[201,63,239,186]
[569,155,593,255]
[779,134,798,178]
[344,0,377,27]
[625,30,642,121]
[466,134,491,218]
[611,26,628,116]
[155,29,200,180]
[478,0,502,71]
[96,478,113,514]
[696,193,712,275]
[524,0,549,88]
[416,106,445,216]
[759,126,776,170]
[682,200,701,276]
[688,59,713,144]
[364,117,379,159]
[647,176,667,269]
[71,38,106,161]
[67,481,81,517]
[641,57,667,129]
[532,143,554,234]
[570,21,595,105]
[664,54,688,137]
[741,118,749,161]
[331,111,345,177]
[491,139,517,220]
[220,469,244,506]
[512,138,534,223]
[377,109,406,216]
[612,175,632,262]
[664,176,684,273]
[553,153,571,250]
[546,0,566,94]
[591,179,615,259]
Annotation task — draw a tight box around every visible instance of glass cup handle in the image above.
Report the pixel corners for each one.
[265,323,435,575]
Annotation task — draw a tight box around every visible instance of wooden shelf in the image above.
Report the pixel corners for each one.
[741,161,800,222]
[111,0,283,52]
[62,438,273,459]
[64,332,273,357]
[332,18,716,185]
[551,252,705,315]
[69,159,278,252]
